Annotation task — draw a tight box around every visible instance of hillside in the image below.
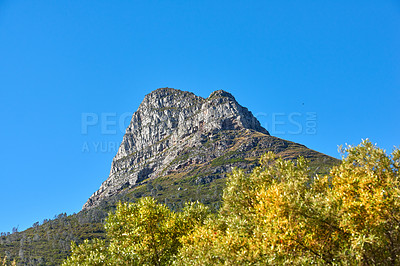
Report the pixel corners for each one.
[84,88,337,210]
[0,88,339,265]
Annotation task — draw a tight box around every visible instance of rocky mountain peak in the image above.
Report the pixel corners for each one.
[83,88,269,209]
[114,88,267,160]
[208,89,235,99]
[83,88,335,210]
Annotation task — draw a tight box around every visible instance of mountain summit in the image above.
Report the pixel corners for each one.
[84,88,336,209]
[0,88,340,265]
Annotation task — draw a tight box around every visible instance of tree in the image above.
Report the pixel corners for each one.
[63,239,108,265]
[328,140,400,263]
[32,222,39,229]
[176,152,331,265]
[64,140,400,265]
[63,197,209,265]
[176,140,400,265]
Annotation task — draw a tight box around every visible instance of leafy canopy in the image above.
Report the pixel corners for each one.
[176,140,400,265]
[64,139,400,265]
[63,197,209,265]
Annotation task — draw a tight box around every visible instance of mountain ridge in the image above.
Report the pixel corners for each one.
[84,88,337,210]
[0,88,340,265]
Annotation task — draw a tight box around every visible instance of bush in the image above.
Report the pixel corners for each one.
[64,140,400,265]
[63,198,209,265]
[176,140,400,265]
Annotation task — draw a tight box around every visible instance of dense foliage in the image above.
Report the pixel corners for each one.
[63,198,210,265]
[63,139,400,265]
[1,132,338,265]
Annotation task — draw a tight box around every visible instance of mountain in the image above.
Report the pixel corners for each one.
[0,88,339,265]
[84,87,337,210]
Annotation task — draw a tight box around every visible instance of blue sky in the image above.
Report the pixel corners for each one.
[0,1,399,233]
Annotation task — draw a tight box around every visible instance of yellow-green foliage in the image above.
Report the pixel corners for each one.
[1,256,15,266]
[63,197,210,265]
[329,140,400,263]
[176,140,400,265]
[64,140,400,265]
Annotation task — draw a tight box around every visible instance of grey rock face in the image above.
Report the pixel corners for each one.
[83,88,269,209]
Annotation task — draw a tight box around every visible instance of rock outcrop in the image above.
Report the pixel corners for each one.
[83,88,336,209]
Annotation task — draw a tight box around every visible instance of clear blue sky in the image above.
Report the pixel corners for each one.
[0,1,399,233]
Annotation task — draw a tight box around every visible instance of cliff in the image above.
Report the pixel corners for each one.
[84,88,337,209]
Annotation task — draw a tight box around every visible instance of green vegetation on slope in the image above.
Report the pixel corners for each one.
[0,132,339,265]
[63,139,400,265]
[0,211,106,265]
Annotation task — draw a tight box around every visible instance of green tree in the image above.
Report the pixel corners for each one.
[328,140,400,264]
[63,239,108,265]
[63,197,209,265]
[65,140,400,265]
[176,152,330,265]
[176,140,400,265]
